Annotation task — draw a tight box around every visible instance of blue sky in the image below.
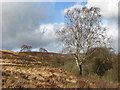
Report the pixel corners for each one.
[52,2,78,23]
[40,2,88,24]
[52,2,87,23]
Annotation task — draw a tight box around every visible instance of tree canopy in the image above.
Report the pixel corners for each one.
[20,45,32,52]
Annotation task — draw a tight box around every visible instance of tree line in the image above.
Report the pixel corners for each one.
[20,44,48,52]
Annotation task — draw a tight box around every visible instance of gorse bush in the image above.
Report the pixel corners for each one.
[87,47,114,76]
[92,57,113,76]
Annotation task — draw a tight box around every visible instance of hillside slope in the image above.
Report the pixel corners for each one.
[1,50,77,88]
[1,50,118,88]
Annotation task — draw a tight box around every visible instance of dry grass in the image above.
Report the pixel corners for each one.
[2,64,77,88]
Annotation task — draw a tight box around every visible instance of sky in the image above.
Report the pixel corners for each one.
[1,0,119,53]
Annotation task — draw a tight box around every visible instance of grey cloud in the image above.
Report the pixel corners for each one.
[2,2,57,50]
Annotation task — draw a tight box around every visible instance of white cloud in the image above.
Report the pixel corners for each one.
[33,23,64,52]
[86,0,118,19]
[35,23,64,42]
[62,3,83,15]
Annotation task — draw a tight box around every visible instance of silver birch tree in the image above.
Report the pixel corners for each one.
[57,6,110,75]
